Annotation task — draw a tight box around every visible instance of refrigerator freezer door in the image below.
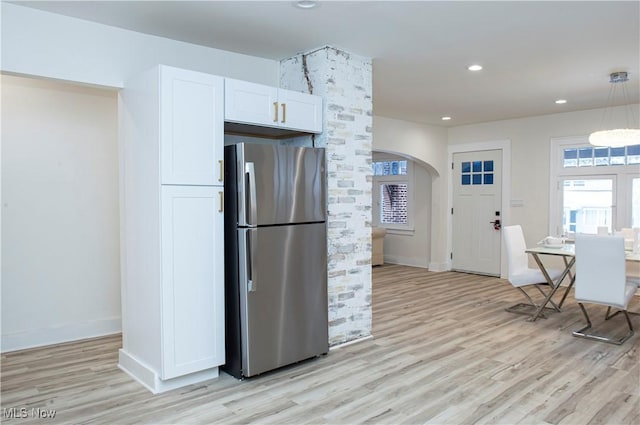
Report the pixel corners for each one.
[238,223,328,377]
[236,143,326,226]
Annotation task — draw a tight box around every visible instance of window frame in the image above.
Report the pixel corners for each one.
[372,157,414,234]
[549,136,638,236]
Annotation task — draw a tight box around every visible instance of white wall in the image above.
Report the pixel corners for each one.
[372,115,449,270]
[1,3,279,88]
[0,2,281,352]
[1,75,120,351]
[448,105,640,251]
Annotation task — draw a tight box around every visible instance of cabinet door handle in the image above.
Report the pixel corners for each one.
[218,160,224,182]
[281,103,286,123]
[218,191,224,213]
[273,101,279,122]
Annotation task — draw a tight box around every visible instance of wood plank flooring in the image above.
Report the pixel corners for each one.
[2,265,639,424]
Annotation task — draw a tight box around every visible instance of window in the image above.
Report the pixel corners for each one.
[561,178,613,234]
[380,183,408,225]
[551,137,638,236]
[562,144,640,168]
[632,178,640,228]
[372,158,413,232]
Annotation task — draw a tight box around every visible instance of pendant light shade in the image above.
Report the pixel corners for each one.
[588,128,640,147]
[588,72,640,147]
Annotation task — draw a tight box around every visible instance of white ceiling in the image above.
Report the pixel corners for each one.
[14,0,640,127]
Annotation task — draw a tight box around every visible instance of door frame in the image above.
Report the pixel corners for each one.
[447,140,511,278]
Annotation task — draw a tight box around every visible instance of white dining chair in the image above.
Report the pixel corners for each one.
[503,225,564,318]
[572,234,635,345]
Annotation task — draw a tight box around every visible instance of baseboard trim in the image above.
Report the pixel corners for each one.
[1,317,121,353]
[428,261,451,272]
[383,255,429,268]
[118,349,219,394]
[329,335,373,350]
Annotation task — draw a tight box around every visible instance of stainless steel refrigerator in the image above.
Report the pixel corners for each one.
[223,142,328,379]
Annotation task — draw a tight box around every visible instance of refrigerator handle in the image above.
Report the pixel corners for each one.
[246,229,256,292]
[245,162,258,226]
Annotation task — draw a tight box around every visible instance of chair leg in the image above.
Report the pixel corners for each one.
[604,306,623,321]
[572,303,634,345]
[505,287,557,319]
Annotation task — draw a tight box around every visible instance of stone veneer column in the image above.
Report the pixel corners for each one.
[280,46,373,346]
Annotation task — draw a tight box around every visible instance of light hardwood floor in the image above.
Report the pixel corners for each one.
[2,265,639,424]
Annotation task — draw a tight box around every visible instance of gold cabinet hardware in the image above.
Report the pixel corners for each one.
[218,160,224,182]
[218,191,224,213]
[281,103,286,123]
[273,101,279,122]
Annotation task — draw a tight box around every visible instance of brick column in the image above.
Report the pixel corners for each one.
[281,46,373,345]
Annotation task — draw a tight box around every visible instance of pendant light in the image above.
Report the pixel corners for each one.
[588,71,640,147]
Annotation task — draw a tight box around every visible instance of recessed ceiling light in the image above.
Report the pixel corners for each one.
[468,65,483,71]
[441,116,452,121]
[295,1,318,9]
[555,99,567,104]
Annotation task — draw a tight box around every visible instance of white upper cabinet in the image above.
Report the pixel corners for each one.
[277,89,323,134]
[224,79,277,128]
[224,78,322,134]
[161,66,224,186]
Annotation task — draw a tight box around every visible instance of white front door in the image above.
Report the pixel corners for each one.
[452,150,502,276]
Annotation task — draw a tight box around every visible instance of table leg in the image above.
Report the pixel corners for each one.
[529,253,573,321]
[557,256,576,309]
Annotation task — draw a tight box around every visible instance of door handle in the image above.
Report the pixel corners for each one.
[281,103,286,123]
[245,162,257,226]
[273,101,279,122]
[218,191,224,213]
[218,160,224,183]
[246,229,256,292]
[490,219,501,230]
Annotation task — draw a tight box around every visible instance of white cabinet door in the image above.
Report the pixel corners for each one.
[161,66,224,186]
[160,185,225,379]
[224,78,278,128]
[224,78,323,134]
[278,88,323,133]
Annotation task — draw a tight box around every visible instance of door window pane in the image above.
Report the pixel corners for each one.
[562,179,613,234]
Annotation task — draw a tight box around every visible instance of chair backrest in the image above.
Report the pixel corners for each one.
[503,225,529,281]
[574,234,627,307]
[619,227,633,240]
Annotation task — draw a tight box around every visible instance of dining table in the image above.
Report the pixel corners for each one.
[524,244,640,322]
